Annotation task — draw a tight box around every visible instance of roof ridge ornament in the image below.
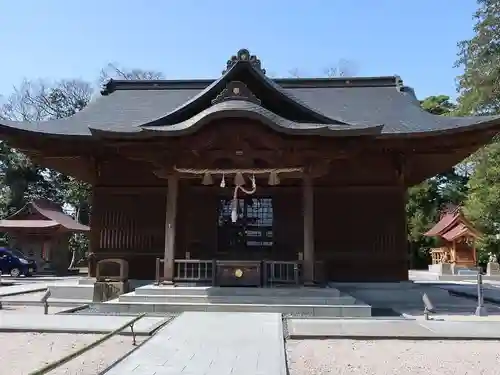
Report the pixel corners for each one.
[212,81,261,105]
[222,49,266,75]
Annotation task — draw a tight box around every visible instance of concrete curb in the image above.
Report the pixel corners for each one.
[0,286,47,298]
[0,299,90,307]
[0,327,151,336]
[0,315,175,337]
[287,334,500,341]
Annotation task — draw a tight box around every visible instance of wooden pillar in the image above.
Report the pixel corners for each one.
[163,174,179,284]
[302,174,315,284]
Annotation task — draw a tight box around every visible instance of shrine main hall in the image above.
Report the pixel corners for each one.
[1,49,499,284]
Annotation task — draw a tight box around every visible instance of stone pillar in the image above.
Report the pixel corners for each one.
[487,262,500,276]
[302,174,315,285]
[163,174,179,284]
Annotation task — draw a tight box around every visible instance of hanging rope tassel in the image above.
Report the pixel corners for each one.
[230,175,257,223]
[231,185,240,223]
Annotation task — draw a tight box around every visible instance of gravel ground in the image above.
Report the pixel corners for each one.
[286,339,500,375]
[0,332,147,375]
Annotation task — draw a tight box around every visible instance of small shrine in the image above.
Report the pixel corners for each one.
[0,199,90,274]
[425,207,481,268]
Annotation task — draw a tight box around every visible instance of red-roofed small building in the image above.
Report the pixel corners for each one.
[0,199,89,274]
[424,207,481,268]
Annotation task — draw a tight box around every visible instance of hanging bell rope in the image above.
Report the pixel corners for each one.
[230,175,257,223]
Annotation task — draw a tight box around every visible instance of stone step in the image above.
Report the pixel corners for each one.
[134,285,341,297]
[48,285,94,300]
[98,300,371,317]
[118,292,355,305]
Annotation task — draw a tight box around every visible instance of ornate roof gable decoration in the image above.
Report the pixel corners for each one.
[222,48,266,75]
[211,81,261,105]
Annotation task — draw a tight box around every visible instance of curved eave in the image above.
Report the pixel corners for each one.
[379,115,500,137]
[138,61,351,127]
[88,101,384,138]
[0,118,90,138]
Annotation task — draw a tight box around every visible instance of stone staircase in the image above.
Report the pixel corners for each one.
[96,285,372,317]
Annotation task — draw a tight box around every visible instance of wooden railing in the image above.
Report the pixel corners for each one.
[155,258,214,284]
[264,260,301,285]
[175,259,214,283]
[155,258,325,286]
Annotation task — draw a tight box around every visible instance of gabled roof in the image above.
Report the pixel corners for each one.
[442,223,480,241]
[0,199,89,232]
[424,209,480,240]
[0,48,499,139]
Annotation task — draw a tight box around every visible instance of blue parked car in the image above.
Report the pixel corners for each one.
[0,247,37,277]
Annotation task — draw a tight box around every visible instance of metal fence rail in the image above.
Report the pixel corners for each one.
[29,313,146,375]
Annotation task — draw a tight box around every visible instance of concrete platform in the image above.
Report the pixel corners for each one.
[119,293,355,305]
[331,281,500,317]
[410,270,500,282]
[0,313,170,336]
[95,300,371,317]
[48,284,94,301]
[134,285,342,297]
[0,283,48,297]
[287,318,500,340]
[0,290,90,307]
[102,284,372,317]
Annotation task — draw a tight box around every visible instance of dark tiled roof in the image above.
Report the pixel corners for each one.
[0,199,89,232]
[1,48,499,138]
[424,209,480,239]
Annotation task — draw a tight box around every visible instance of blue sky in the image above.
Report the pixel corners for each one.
[0,0,477,100]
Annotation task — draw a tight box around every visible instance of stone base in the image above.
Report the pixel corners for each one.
[93,281,130,302]
[428,263,453,275]
[487,262,500,276]
[99,284,372,317]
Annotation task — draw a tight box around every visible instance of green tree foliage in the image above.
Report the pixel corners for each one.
[407,95,470,267]
[465,143,500,262]
[457,0,500,262]
[420,95,456,116]
[455,0,500,115]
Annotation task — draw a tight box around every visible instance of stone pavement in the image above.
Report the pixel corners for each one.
[103,312,286,375]
[0,282,47,297]
[0,313,169,336]
[287,318,500,340]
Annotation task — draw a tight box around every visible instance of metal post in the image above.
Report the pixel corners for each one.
[475,271,488,316]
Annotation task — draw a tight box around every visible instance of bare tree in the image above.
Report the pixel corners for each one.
[0,79,92,122]
[288,59,358,79]
[288,68,307,78]
[99,62,164,85]
[322,59,358,77]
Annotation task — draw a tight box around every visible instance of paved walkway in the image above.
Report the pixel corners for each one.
[104,312,286,375]
[287,318,500,340]
[0,313,168,335]
[0,282,47,297]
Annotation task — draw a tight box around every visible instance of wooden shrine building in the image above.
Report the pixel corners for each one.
[0,199,89,273]
[425,208,480,268]
[0,49,499,284]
